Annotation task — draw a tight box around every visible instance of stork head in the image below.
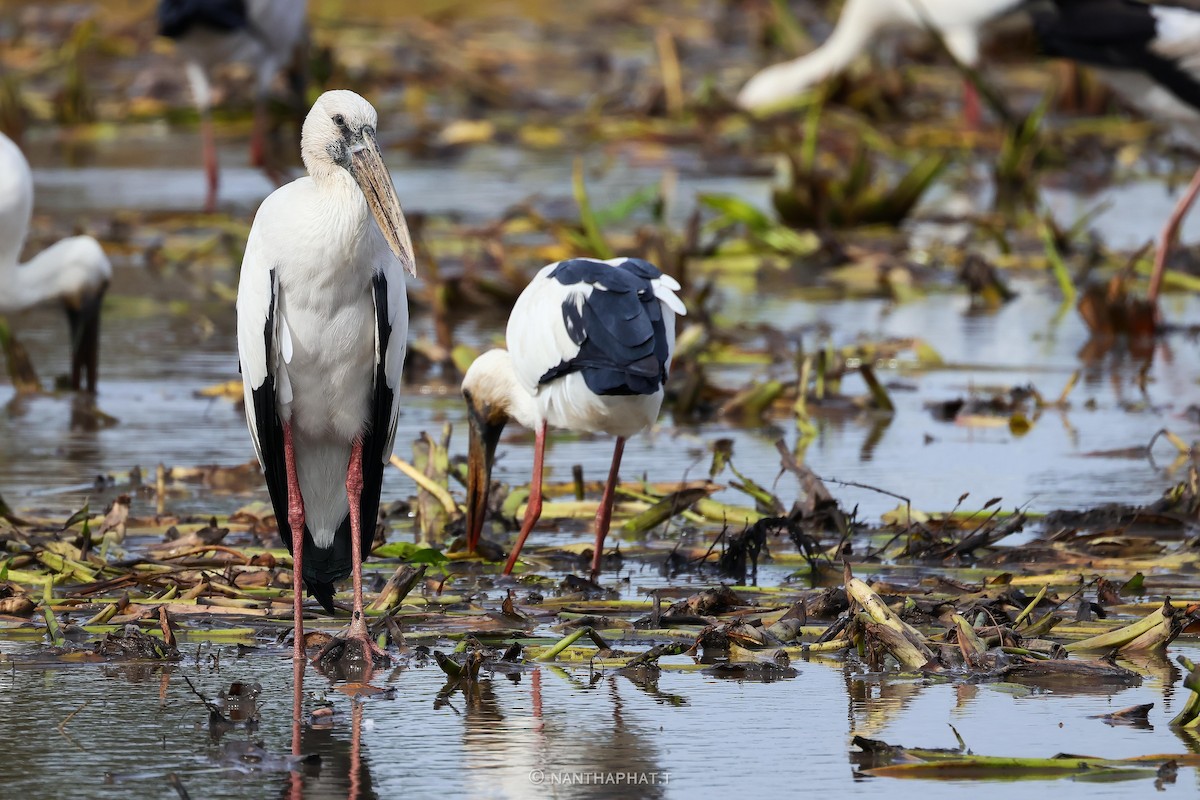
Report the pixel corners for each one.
[461,350,521,554]
[301,90,416,276]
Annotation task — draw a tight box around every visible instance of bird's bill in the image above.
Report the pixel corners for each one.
[351,130,416,277]
[465,404,507,554]
[63,282,107,394]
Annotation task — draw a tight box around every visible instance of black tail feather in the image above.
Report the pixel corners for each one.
[304,578,337,615]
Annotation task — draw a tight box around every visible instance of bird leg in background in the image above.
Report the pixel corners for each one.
[251,96,288,188]
[201,109,219,213]
[1149,166,1200,316]
[590,437,626,577]
[962,79,982,131]
[503,422,547,576]
[344,439,389,664]
[284,422,307,668]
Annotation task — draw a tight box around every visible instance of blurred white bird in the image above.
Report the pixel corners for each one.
[158,0,309,211]
[0,132,110,392]
[737,0,1026,123]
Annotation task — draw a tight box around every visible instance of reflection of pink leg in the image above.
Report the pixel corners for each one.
[201,110,218,213]
[590,437,626,578]
[288,650,303,799]
[284,422,307,670]
[962,79,981,131]
[503,422,547,576]
[346,440,388,662]
[349,701,364,798]
[1149,166,1200,313]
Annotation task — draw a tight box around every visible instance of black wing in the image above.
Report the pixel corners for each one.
[539,258,670,397]
[1031,0,1200,112]
[158,0,248,38]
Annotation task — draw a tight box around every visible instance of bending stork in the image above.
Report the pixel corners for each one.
[237,90,414,666]
[462,257,686,578]
[737,0,1026,123]
[158,0,309,211]
[0,132,110,393]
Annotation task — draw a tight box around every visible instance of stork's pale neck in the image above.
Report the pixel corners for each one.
[0,237,112,313]
[463,349,542,431]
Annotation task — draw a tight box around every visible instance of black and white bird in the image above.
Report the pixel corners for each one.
[462,257,686,579]
[237,90,414,665]
[737,0,1027,123]
[1030,0,1200,313]
[158,0,309,211]
[0,132,110,393]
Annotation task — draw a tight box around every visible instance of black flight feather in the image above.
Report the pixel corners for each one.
[158,0,248,39]
[539,258,670,397]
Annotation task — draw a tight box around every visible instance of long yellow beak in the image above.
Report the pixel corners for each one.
[351,130,416,277]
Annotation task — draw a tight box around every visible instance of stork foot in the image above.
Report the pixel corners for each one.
[312,625,391,673]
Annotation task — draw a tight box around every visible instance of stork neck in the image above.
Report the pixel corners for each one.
[0,247,69,312]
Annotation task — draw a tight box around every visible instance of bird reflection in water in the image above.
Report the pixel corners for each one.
[282,655,383,800]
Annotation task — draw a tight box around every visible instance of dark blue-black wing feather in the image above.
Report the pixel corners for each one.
[539,258,669,397]
[158,0,248,38]
[1031,0,1200,112]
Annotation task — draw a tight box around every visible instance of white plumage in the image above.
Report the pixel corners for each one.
[737,0,1025,111]
[462,256,686,578]
[0,132,111,392]
[237,89,413,665]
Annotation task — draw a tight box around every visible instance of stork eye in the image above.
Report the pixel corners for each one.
[332,114,346,127]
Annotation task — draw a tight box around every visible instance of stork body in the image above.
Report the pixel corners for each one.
[1032,0,1200,312]
[737,0,1025,119]
[463,257,686,578]
[0,132,110,392]
[158,0,309,211]
[237,90,414,667]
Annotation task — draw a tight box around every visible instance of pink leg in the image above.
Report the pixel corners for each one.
[503,422,547,576]
[1149,165,1200,312]
[590,437,626,578]
[346,440,387,662]
[201,110,218,213]
[283,422,307,671]
[962,79,981,132]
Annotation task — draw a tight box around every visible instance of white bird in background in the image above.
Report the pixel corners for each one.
[237,90,414,667]
[158,0,309,211]
[737,0,1026,123]
[462,257,686,579]
[0,132,111,393]
[1030,0,1200,318]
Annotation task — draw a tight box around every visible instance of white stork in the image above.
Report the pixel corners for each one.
[736,0,1026,123]
[0,132,111,393]
[158,0,309,211]
[237,90,414,666]
[462,257,686,579]
[1030,0,1200,317]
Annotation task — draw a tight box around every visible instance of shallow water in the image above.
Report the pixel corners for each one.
[1,640,1198,799]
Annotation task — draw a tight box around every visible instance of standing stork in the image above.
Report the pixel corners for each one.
[462,257,686,578]
[0,132,110,393]
[158,0,309,211]
[737,0,1027,123]
[237,90,414,667]
[1030,0,1200,319]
